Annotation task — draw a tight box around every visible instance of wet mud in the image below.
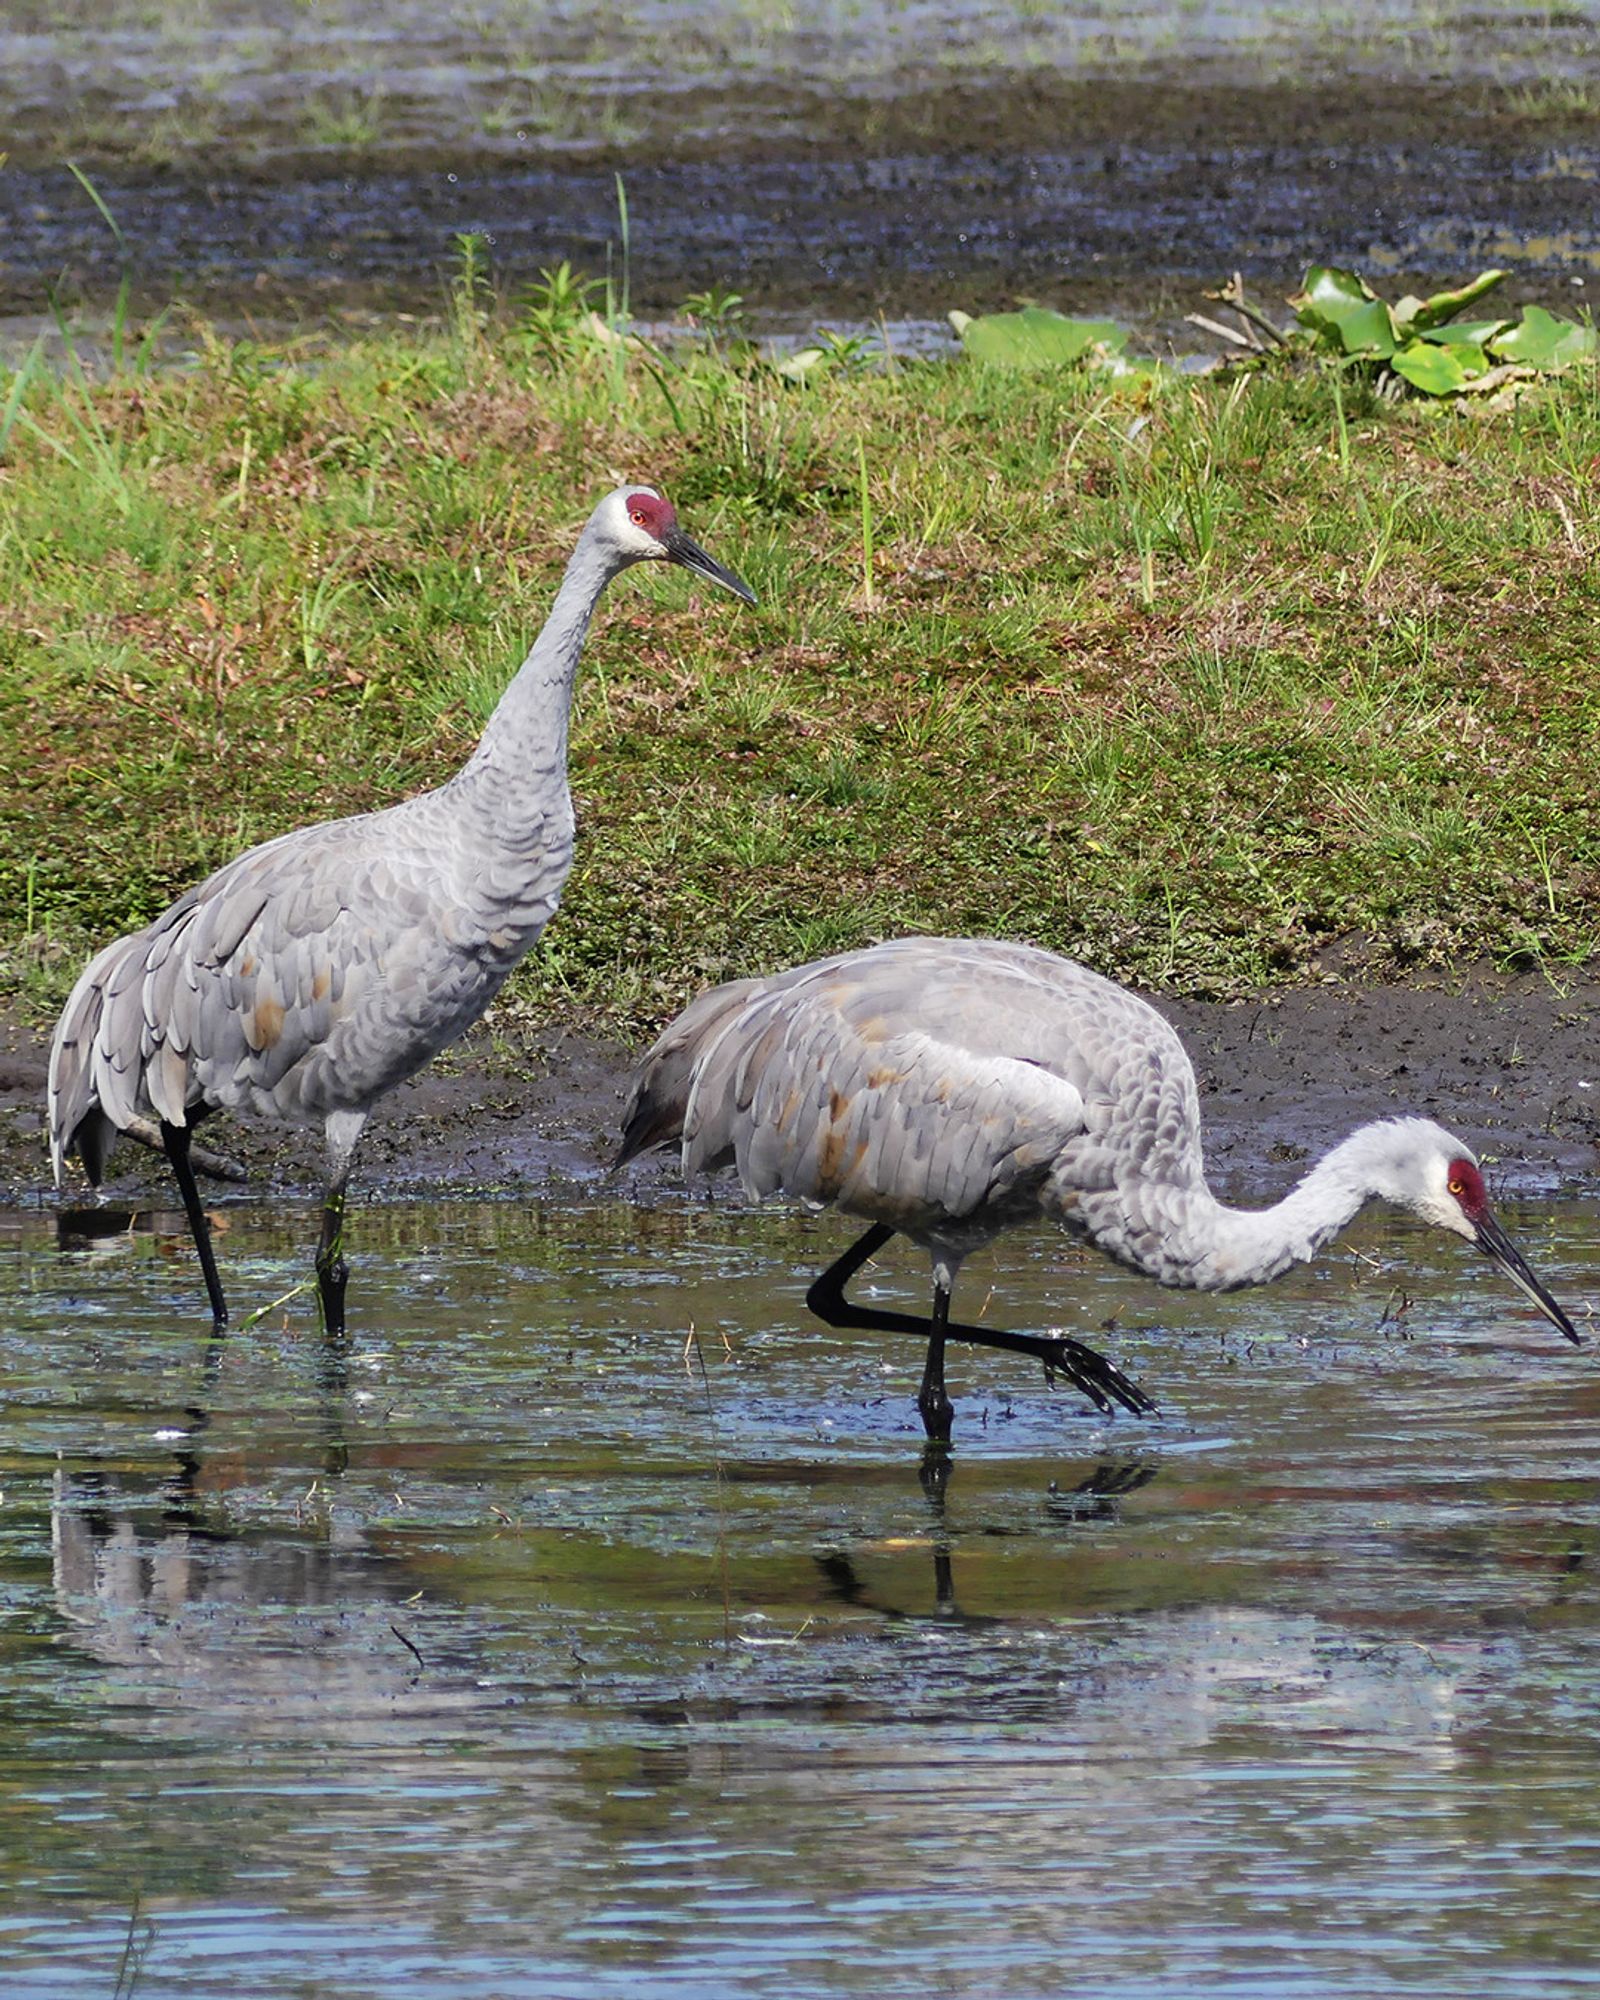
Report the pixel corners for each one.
[4,957,1599,1216]
[4,4,1599,330]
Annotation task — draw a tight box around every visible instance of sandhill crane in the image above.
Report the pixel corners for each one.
[50,485,754,1334]
[618,935,1580,1442]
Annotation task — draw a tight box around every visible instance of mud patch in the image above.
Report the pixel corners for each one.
[6,961,1598,1212]
[4,5,1600,327]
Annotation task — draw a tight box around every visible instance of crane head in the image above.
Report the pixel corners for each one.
[1392,1125,1582,1346]
[601,486,757,604]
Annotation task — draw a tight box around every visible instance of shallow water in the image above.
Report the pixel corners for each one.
[2,1187,1598,1996]
[4,0,1599,329]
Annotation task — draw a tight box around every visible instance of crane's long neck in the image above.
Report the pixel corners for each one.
[419,529,630,960]
[453,533,624,814]
[1083,1127,1390,1293]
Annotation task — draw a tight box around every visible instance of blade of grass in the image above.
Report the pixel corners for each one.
[858,435,875,605]
[0,333,45,459]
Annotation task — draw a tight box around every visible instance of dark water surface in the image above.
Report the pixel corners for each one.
[1,1189,1598,1996]
[4,1,1600,331]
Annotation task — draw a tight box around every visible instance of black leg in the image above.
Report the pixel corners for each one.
[315,1177,351,1338]
[917,1284,955,1442]
[806,1223,897,1320]
[160,1120,229,1329]
[806,1225,1157,1418]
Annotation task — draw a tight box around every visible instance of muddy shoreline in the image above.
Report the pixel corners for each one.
[6,49,1600,329]
[5,964,1598,1217]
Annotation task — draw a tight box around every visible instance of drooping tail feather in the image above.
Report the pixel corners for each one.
[71,1107,121,1185]
[48,928,166,1185]
[48,946,113,1186]
[615,974,767,1168]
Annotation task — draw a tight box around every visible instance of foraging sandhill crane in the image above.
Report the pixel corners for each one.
[50,486,754,1334]
[619,936,1580,1442]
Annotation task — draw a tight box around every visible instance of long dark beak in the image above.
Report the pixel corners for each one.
[664,529,757,605]
[1474,1210,1582,1346]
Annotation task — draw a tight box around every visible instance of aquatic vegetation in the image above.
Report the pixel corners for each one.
[301,84,390,154]
[1287,265,1597,399]
[1502,75,1600,122]
[947,306,1158,380]
[772,329,885,382]
[515,260,608,371]
[680,285,748,353]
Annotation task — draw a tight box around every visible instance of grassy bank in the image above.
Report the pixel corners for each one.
[3,308,1598,1036]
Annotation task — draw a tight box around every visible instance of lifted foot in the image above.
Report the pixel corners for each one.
[807,1224,1157,1421]
[1034,1333,1157,1418]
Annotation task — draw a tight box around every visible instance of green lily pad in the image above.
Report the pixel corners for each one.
[1489,305,1597,369]
[950,306,1129,369]
[1272,260,1585,398]
[1390,341,1483,394]
[1289,269,1398,356]
[1291,266,1376,315]
[1327,300,1400,357]
[1417,319,1512,348]
[1406,269,1508,331]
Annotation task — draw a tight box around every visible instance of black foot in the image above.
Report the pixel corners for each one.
[917,1383,955,1444]
[807,1223,1158,1421]
[1035,1335,1157,1419]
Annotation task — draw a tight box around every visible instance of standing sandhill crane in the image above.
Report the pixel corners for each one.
[50,486,754,1334]
[618,935,1580,1442]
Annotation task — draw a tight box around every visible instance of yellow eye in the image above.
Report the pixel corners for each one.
[1448,1178,1464,1195]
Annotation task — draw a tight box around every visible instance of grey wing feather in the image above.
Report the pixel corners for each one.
[630,943,1089,1231]
[47,812,427,1180]
[616,973,768,1166]
[619,936,1210,1240]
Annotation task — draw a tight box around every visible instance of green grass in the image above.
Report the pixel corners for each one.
[3,314,1599,1037]
[301,85,390,153]
[1502,76,1600,122]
